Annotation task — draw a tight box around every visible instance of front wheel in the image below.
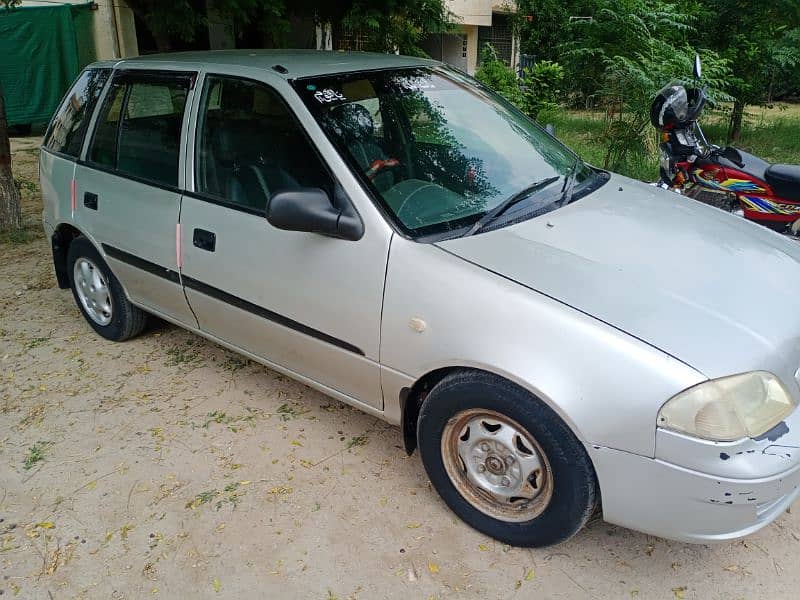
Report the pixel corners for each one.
[417,371,598,547]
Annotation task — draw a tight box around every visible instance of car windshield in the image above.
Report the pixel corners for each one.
[294,66,599,238]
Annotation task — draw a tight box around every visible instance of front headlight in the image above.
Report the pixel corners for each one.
[658,371,797,441]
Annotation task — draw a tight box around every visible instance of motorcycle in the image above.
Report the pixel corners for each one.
[651,55,800,234]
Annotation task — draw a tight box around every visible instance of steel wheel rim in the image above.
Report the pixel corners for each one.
[441,408,554,523]
[73,257,113,326]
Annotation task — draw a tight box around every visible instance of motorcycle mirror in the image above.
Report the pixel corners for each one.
[693,54,702,79]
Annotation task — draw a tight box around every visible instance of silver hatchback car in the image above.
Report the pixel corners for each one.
[40,50,800,547]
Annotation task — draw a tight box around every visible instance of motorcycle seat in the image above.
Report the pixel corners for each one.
[765,164,800,202]
[717,149,770,182]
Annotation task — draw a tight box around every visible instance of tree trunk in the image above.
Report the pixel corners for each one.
[0,84,23,232]
[728,100,745,143]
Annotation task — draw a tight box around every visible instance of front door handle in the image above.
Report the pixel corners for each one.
[193,228,216,252]
[84,192,98,210]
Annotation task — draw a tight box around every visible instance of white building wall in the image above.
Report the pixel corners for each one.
[26,0,139,61]
[445,0,493,26]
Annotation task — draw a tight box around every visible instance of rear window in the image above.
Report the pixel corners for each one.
[43,68,110,158]
[87,74,190,188]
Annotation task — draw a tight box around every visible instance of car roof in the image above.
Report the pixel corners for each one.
[100,49,438,79]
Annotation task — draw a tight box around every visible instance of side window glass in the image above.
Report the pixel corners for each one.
[43,68,110,158]
[88,82,125,168]
[195,76,332,211]
[117,81,188,187]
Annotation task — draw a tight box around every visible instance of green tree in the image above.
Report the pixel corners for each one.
[700,0,800,140]
[0,0,22,233]
[125,0,451,55]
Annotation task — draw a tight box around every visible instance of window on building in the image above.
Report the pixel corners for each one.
[478,13,514,66]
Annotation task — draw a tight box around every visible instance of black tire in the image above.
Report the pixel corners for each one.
[67,237,147,342]
[417,370,598,547]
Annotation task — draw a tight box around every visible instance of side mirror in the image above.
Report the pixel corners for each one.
[266,187,364,241]
[693,54,702,80]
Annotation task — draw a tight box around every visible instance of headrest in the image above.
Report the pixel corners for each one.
[327,103,375,142]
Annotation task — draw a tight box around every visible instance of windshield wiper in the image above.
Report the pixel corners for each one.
[465,175,560,236]
[558,158,582,207]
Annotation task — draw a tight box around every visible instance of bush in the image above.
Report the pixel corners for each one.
[476,44,566,121]
[475,44,524,108]
[520,60,565,119]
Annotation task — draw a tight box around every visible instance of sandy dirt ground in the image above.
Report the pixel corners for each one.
[2,137,799,599]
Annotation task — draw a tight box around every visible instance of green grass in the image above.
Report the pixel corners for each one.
[23,441,50,470]
[0,225,38,245]
[703,107,800,165]
[540,104,800,182]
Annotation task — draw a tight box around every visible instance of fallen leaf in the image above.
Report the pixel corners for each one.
[478,544,489,551]
[36,522,55,529]
[406,522,421,529]
[672,587,686,599]
[723,565,739,573]
[524,568,535,581]
[212,578,221,593]
[428,562,439,574]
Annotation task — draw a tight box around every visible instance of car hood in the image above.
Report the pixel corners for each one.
[437,174,800,381]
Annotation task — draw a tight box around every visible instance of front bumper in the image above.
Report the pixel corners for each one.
[587,414,800,543]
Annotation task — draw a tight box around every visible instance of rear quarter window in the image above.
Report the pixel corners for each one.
[43,68,110,158]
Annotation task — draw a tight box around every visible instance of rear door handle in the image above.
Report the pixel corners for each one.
[84,192,98,210]
[193,228,216,252]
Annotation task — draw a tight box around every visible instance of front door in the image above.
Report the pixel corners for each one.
[179,74,388,408]
[75,69,197,327]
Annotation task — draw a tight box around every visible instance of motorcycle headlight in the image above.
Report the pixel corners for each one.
[657,371,797,441]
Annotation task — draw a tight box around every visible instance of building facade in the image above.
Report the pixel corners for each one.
[26,0,138,63]
[418,1,519,74]
[322,1,519,75]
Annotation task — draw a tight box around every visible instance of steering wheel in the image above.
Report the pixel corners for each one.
[366,158,402,180]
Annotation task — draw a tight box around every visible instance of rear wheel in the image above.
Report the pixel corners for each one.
[417,371,598,547]
[67,237,147,341]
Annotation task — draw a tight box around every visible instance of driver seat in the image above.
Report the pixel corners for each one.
[765,164,800,202]
[328,103,396,192]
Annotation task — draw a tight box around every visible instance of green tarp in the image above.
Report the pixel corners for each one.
[0,3,93,126]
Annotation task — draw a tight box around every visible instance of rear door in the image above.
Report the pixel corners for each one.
[41,68,111,235]
[74,69,197,326]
